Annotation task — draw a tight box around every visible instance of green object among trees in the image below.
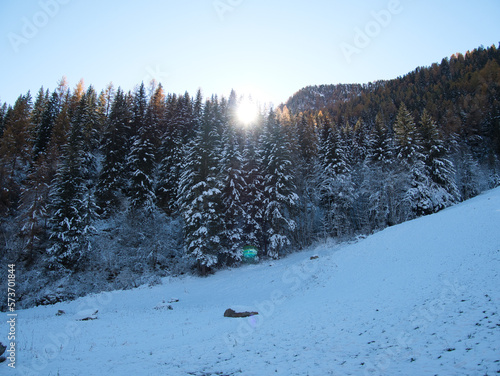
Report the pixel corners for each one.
[242,246,258,263]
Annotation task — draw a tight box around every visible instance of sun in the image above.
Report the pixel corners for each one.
[236,98,259,125]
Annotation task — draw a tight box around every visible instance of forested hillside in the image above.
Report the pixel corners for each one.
[286,44,500,159]
[1,44,499,308]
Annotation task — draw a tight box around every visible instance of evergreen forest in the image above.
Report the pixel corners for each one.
[1,44,499,308]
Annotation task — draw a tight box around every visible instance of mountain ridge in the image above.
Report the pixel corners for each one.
[282,43,500,131]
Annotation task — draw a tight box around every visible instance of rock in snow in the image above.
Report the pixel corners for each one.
[223,308,259,318]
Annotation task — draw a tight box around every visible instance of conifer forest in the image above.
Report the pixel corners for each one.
[1,44,499,308]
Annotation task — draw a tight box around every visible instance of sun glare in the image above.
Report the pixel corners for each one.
[237,98,259,125]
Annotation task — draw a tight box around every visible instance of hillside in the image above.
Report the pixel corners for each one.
[4,187,500,375]
[284,44,500,150]
[282,83,381,114]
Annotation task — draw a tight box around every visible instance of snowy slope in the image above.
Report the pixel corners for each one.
[4,188,500,376]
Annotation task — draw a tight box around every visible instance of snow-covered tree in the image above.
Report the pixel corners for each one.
[157,93,189,214]
[49,93,98,269]
[293,113,319,247]
[79,86,101,181]
[455,143,481,200]
[241,123,265,250]
[96,89,131,216]
[127,84,157,213]
[316,115,356,238]
[394,103,430,218]
[219,107,246,264]
[260,110,298,258]
[363,113,398,230]
[348,119,371,233]
[178,98,224,274]
[18,160,50,265]
[419,109,459,211]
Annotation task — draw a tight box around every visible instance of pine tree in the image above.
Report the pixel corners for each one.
[147,83,167,149]
[369,113,394,167]
[96,89,131,216]
[157,92,186,214]
[191,89,204,141]
[34,91,59,158]
[241,124,265,251]
[293,113,318,247]
[79,86,101,181]
[220,108,246,264]
[97,83,115,121]
[351,118,370,168]
[363,113,398,230]
[0,93,33,218]
[0,101,8,138]
[30,87,48,144]
[18,160,50,265]
[260,110,298,258]
[36,78,69,162]
[131,83,148,138]
[394,103,422,163]
[419,109,459,211]
[127,84,157,213]
[178,98,224,274]
[316,115,356,238]
[49,93,97,269]
[392,103,428,217]
[455,143,481,200]
[46,90,71,162]
[0,92,33,173]
[349,119,371,233]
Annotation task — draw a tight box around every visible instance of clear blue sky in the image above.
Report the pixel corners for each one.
[1,0,499,106]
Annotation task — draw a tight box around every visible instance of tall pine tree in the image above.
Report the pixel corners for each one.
[394,103,429,218]
[178,98,224,274]
[127,84,157,213]
[419,109,459,211]
[220,106,246,264]
[49,91,98,269]
[96,89,131,216]
[260,110,298,258]
[363,112,398,229]
[316,115,356,238]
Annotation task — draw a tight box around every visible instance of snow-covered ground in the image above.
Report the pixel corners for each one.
[3,188,500,375]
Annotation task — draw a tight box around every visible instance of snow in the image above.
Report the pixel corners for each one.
[5,187,500,375]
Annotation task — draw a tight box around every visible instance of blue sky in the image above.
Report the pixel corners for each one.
[1,0,499,106]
